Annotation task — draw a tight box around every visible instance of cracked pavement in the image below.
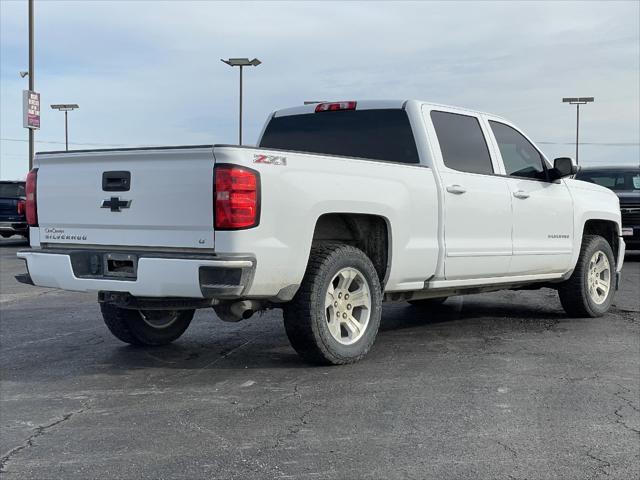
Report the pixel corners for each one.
[1,237,639,479]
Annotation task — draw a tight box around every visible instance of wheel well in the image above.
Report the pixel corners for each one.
[583,220,619,259]
[312,213,390,286]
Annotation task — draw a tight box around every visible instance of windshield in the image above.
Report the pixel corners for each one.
[575,170,640,192]
[0,182,25,197]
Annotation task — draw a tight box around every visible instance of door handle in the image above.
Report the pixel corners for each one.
[513,190,530,199]
[446,184,466,195]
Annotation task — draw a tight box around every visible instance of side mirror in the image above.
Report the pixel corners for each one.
[550,157,578,180]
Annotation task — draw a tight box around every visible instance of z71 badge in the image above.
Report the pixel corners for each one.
[253,154,287,166]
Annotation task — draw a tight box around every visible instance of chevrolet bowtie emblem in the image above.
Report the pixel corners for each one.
[101,197,131,212]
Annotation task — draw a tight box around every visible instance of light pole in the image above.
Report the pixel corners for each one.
[50,104,79,151]
[28,0,34,170]
[562,97,594,165]
[221,58,261,145]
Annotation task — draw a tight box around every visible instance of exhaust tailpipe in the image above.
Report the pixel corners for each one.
[230,300,256,320]
[214,300,262,322]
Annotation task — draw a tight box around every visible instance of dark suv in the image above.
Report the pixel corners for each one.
[0,180,28,239]
[575,166,640,250]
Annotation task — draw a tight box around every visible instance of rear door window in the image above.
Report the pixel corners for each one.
[259,109,420,164]
[430,111,494,175]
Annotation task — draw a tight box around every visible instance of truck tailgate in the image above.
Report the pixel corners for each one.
[35,146,215,249]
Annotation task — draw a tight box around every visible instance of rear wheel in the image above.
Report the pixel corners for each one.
[283,243,382,365]
[100,303,194,346]
[558,235,615,317]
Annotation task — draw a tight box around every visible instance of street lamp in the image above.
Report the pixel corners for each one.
[221,58,261,145]
[50,104,79,151]
[562,97,594,165]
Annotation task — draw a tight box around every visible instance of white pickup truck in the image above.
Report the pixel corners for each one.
[18,100,624,364]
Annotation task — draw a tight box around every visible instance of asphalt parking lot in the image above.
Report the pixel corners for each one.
[1,237,638,480]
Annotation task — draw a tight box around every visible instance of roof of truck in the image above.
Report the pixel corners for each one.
[273,99,502,119]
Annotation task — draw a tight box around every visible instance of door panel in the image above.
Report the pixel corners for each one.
[441,171,513,279]
[507,178,573,274]
[426,108,513,280]
[485,119,574,275]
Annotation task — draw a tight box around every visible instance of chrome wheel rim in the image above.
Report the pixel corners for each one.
[140,310,179,329]
[587,251,611,305]
[325,267,371,345]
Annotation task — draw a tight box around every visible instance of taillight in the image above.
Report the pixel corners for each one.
[214,165,259,229]
[315,101,357,112]
[25,168,38,226]
[17,199,26,216]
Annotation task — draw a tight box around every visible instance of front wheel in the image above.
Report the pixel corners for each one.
[557,235,615,317]
[283,244,382,365]
[100,303,194,346]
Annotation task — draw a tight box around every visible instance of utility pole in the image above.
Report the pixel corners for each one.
[562,97,594,166]
[28,0,34,170]
[221,58,261,145]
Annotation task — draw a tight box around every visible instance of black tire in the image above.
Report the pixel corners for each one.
[408,297,448,309]
[283,243,382,365]
[1,233,11,238]
[100,303,194,346]
[558,235,615,318]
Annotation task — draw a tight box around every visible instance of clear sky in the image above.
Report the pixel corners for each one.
[1,0,639,180]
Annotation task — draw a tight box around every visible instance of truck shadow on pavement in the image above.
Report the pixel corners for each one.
[95,296,571,373]
[0,237,29,247]
[380,296,566,333]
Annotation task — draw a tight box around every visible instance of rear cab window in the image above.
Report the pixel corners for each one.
[259,108,420,164]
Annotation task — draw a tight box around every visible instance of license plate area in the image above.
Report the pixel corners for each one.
[103,253,138,278]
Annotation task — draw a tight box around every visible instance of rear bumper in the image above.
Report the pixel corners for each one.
[0,221,28,234]
[17,248,255,299]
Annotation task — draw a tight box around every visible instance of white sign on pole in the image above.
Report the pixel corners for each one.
[23,90,40,129]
